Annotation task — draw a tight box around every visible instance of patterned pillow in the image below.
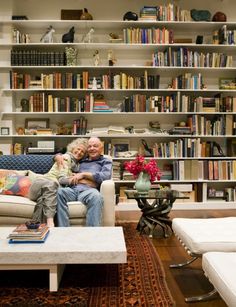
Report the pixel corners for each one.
[2,174,32,197]
[0,170,28,193]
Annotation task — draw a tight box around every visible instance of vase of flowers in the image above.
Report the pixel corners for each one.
[134,171,151,194]
[124,155,162,194]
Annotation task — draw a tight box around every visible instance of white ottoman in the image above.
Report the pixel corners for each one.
[172,217,236,255]
[202,252,236,307]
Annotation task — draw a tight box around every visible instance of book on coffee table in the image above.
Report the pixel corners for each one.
[8,223,50,243]
[8,230,50,243]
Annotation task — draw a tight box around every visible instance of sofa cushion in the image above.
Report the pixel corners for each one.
[2,174,32,197]
[68,201,87,218]
[0,195,35,217]
[0,169,28,192]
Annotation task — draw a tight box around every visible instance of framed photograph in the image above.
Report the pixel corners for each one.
[111,139,130,157]
[219,78,236,89]
[25,118,49,130]
[61,9,82,20]
[1,127,10,135]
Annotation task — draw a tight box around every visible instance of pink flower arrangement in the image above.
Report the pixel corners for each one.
[124,155,162,182]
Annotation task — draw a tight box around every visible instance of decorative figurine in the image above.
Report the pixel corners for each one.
[93,50,100,66]
[80,8,93,20]
[16,127,25,135]
[212,11,227,22]
[123,11,138,21]
[82,28,94,43]
[62,27,75,43]
[108,49,116,66]
[40,25,55,43]
[56,122,68,135]
[92,77,97,89]
[109,33,119,40]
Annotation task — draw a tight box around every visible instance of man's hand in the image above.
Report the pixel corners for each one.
[69,173,84,185]
[69,173,96,187]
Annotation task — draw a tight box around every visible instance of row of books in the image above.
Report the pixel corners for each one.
[173,160,236,181]
[171,73,203,90]
[153,139,225,158]
[11,50,66,66]
[188,114,236,136]
[27,93,94,112]
[155,4,191,22]
[19,92,236,114]
[179,96,236,113]
[10,71,160,90]
[123,27,174,44]
[217,25,236,45]
[152,47,233,68]
[119,94,236,113]
[72,116,87,135]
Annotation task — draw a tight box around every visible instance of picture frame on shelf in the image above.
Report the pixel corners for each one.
[61,9,82,20]
[25,118,49,130]
[219,78,236,90]
[111,139,130,157]
[0,127,10,135]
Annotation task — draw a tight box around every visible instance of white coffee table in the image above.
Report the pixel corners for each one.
[0,226,127,291]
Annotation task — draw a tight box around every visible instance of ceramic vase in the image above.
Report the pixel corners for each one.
[135,171,151,194]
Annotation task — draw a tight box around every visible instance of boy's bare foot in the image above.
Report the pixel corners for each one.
[47,218,54,228]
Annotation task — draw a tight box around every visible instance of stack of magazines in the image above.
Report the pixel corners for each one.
[8,224,50,243]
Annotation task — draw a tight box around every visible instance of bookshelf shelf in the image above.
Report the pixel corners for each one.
[1,19,236,31]
[4,89,236,93]
[1,0,236,209]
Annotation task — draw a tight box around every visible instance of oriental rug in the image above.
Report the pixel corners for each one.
[0,223,174,307]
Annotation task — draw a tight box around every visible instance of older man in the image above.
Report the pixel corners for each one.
[57,137,112,227]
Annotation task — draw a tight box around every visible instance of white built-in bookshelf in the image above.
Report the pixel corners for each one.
[1,0,236,210]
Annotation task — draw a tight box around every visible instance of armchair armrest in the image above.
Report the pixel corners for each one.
[100,179,115,226]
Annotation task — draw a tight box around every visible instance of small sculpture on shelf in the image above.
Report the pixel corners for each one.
[82,28,94,43]
[40,25,55,43]
[16,127,25,135]
[62,27,75,43]
[80,8,93,20]
[109,33,119,40]
[212,11,227,22]
[123,11,138,21]
[92,77,97,89]
[93,50,100,66]
[108,32,122,43]
[107,49,116,66]
[56,122,71,135]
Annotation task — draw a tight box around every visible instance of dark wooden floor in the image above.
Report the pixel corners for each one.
[151,209,236,307]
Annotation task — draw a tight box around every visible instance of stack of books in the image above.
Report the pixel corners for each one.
[8,224,50,243]
[139,6,157,20]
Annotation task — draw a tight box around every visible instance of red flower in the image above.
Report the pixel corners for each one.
[124,155,162,182]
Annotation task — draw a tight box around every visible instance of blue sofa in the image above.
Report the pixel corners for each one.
[0,155,115,226]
